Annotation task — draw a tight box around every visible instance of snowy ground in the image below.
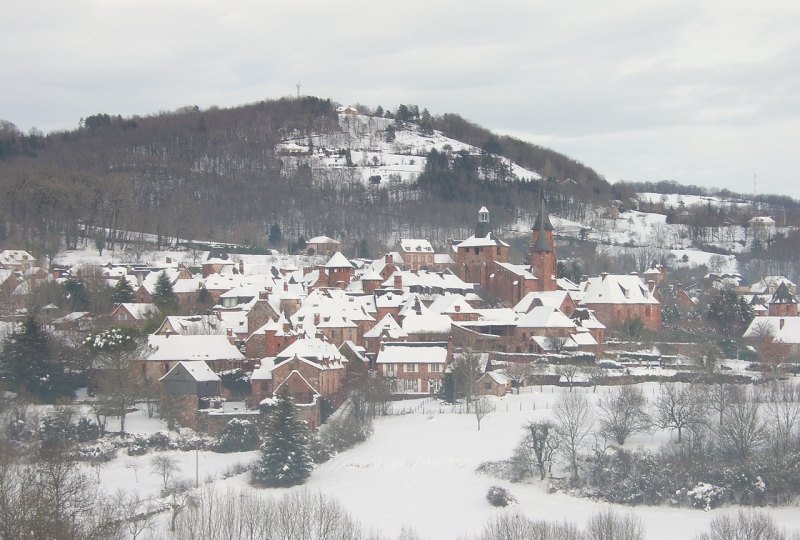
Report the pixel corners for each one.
[83,384,800,539]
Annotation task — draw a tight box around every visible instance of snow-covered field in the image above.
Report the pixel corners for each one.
[91,384,800,539]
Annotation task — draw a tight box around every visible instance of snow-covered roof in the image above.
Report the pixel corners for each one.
[376,342,449,364]
[307,236,340,245]
[513,291,569,314]
[492,261,535,280]
[402,313,452,335]
[516,306,576,329]
[160,361,220,383]
[117,303,160,320]
[251,357,276,380]
[580,275,659,305]
[0,250,34,267]
[750,276,795,294]
[481,371,510,385]
[147,335,244,362]
[743,317,800,344]
[159,315,227,336]
[276,338,343,363]
[428,294,477,315]
[456,233,510,248]
[364,314,408,339]
[400,239,434,253]
[325,252,353,269]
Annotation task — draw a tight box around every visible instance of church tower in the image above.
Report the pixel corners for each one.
[530,191,557,292]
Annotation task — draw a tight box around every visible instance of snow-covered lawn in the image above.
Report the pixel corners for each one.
[95,384,800,539]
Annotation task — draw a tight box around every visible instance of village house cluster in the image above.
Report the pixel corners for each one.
[0,201,674,431]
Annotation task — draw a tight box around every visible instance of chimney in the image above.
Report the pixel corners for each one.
[648,280,656,293]
[454,305,461,313]
[283,282,289,292]
[166,257,172,264]
[394,274,402,289]
[259,290,269,300]
[385,253,393,264]
[601,272,609,281]
[581,275,588,282]
[314,313,320,326]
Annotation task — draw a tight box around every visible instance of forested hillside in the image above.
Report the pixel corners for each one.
[0,97,617,257]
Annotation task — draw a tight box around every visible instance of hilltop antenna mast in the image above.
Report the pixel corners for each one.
[753,173,757,198]
[296,81,301,99]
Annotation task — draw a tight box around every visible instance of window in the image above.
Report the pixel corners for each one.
[261,381,268,391]
[406,363,418,373]
[428,363,441,373]
[384,364,397,376]
[404,379,419,393]
[485,383,492,390]
[118,312,127,321]
[474,247,479,255]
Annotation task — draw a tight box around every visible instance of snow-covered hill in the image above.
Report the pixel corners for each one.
[276,114,542,187]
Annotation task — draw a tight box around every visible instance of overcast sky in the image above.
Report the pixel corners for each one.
[3,1,799,197]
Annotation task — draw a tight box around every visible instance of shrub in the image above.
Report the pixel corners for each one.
[126,434,149,456]
[486,486,515,507]
[76,417,100,442]
[216,418,260,453]
[148,431,171,450]
[688,482,726,511]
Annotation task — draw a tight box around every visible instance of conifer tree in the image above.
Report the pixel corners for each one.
[111,277,135,304]
[0,315,74,402]
[152,271,177,312]
[252,387,313,487]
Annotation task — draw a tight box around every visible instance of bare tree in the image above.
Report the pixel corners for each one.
[512,421,559,481]
[704,382,744,425]
[694,510,800,540]
[585,509,645,540]
[553,392,593,484]
[474,396,492,431]
[451,346,483,411]
[761,383,800,455]
[504,361,533,392]
[653,383,707,443]
[597,385,650,445]
[150,454,181,494]
[545,330,570,353]
[555,364,580,392]
[480,513,582,540]
[585,366,609,393]
[716,395,766,461]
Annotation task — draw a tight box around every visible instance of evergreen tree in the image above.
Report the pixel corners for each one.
[436,372,456,403]
[706,287,754,337]
[63,278,90,311]
[111,277,135,304]
[252,388,313,487]
[268,223,282,246]
[0,315,74,403]
[152,271,177,312]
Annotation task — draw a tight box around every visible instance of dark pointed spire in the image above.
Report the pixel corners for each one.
[771,281,797,304]
[534,187,554,232]
[533,189,553,253]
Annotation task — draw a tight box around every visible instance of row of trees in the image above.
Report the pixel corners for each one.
[508,381,800,506]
